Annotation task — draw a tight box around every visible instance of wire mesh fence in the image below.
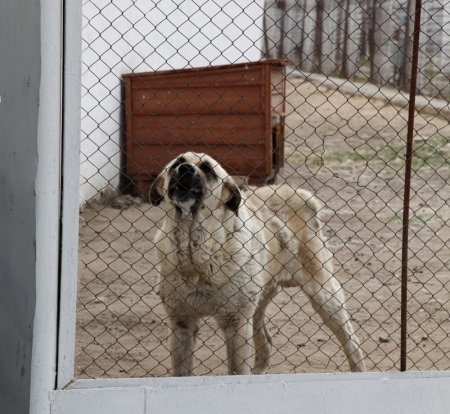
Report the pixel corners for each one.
[76,0,450,378]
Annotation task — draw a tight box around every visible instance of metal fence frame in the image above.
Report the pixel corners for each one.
[61,0,450,382]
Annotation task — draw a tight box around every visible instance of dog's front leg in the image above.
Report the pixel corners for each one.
[169,317,200,376]
[253,285,278,374]
[217,313,252,375]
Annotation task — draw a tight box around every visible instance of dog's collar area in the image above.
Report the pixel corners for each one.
[172,198,196,214]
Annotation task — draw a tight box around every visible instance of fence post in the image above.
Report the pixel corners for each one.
[400,0,422,373]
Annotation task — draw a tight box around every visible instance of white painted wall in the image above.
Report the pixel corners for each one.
[80,0,264,202]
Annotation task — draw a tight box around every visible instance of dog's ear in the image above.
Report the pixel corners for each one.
[223,181,241,216]
[149,174,165,206]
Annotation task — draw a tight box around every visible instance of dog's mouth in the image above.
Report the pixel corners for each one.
[168,163,204,208]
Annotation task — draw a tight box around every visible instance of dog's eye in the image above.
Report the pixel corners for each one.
[199,161,217,180]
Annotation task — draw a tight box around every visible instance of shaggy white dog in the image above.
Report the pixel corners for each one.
[150,152,366,375]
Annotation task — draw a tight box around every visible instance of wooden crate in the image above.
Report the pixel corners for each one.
[123,60,287,195]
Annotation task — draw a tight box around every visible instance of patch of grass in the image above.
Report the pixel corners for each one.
[305,148,375,167]
[389,134,450,170]
[388,211,446,227]
[354,74,369,83]
[357,55,370,67]
[304,134,450,170]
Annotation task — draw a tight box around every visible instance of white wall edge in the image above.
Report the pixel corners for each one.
[52,371,450,414]
[65,370,450,389]
[57,0,82,390]
[30,0,63,412]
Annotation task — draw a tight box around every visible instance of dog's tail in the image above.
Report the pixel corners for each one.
[276,185,323,232]
[247,184,325,232]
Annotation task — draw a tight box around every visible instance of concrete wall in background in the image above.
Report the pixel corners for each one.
[0,0,41,413]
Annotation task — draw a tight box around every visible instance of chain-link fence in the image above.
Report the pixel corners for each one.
[76,0,450,378]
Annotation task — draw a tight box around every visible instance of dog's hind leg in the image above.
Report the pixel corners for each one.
[292,244,366,372]
[217,312,253,375]
[294,244,366,371]
[304,276,366,372]
[169,316,200,376]
[252,285,278,374]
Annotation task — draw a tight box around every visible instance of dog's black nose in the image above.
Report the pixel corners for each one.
[168,161,203,204]
[178,163,195,177]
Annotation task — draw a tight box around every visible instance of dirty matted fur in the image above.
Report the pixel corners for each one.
[150,151,366,375]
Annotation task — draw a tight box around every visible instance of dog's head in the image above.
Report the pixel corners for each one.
[149,152,241,216]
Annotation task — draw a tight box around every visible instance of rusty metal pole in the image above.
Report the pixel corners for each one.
[400,0,422,372]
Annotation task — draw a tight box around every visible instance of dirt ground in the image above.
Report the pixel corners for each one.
[76,76,450,378]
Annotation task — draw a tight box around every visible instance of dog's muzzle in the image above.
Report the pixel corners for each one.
[168,163,204,205]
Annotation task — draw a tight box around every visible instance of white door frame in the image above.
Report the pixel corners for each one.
[32,0,450,413]
[56,0,83,390]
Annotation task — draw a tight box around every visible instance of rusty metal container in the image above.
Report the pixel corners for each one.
[123,60,287,195]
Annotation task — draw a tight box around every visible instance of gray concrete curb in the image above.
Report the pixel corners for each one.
[289,68,450,122]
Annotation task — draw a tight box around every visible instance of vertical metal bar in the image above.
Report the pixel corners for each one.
[400,0,422,372]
